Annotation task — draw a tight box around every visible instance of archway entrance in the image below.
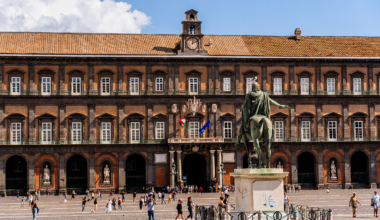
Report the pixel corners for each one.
[66,155,88,190]
[351,151,369,184]
[125,154,146,187]
[182,153,207,188]
[297,152,315,185]
[6,156,27,191]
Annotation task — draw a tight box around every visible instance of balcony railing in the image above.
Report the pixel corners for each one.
[168,137,224,143]
[0,139,168,145]
[271,137,379,142]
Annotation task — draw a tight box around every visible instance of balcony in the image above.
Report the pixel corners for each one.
[168,137,224,143]
[271,137,378,142]
[0,139,167,146]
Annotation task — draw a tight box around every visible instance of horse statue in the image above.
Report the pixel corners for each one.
[236,77,289,168]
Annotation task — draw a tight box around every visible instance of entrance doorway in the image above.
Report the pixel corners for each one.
[125,154,146,187]
[297,152,315,185]
[66,155,88,189]
[182,153,207,188]
[6,156,27,191]
[351,151,369,184]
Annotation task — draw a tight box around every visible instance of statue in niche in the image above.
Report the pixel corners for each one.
[43,165,50,185]
[276,161,283,169]
[330,160,337,179]
[104,165,110,183]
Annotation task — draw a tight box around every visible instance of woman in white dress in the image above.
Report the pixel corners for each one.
[105,199,112,213]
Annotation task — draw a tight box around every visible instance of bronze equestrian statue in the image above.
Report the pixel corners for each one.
[236,77,289,168]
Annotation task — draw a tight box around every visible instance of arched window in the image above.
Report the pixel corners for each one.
[190,14,194,20]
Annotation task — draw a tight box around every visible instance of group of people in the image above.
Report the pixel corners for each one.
[285,184,301,193]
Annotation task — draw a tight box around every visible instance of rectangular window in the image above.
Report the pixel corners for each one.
[274,121,284,141]
[42,122,52,144]
[328,121,337,141]
[223,121,232,138]
[327,78,335,95]
[130,77,139,95]
[246,78,253,93]
[11,77,21,95]
[223,78,231,92]
[101,77,110,95]
[41,77,51,95]
[301,78,309,95]
[156,77,163,92]
[353,78,361,95]
[101,122,111,144]
[273,78,282,95]
[130,122,140,143]
[11,123,21,144]
[189,78,198,95]
[155,122,165,139]
[301,121,311,141]
[189,122,200,138]
[72,77,81,95]
[354,121,363,141]
[72,122,82,144]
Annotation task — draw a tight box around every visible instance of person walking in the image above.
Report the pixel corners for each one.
[326,186,330,193]
[139,196,144,213]
[122,191,126,203]
[85,189,89,198]
[38,189,41,198]
[109,191,113,198]
[82,197,87,212]
[64,192,67,202]
[173,191,177,201]
[349,192,361,218]
[145,197,156,220]
[168,193,172,204]
[16,190,19,199]
[46,189,49,196]
[71,190,76,199]
[218,197,225,212]
[28,193,33,207]
[133,191,136,203]
[94,198,98,213]
[161,192,166,204]
[35,190,38,200]
[21,196,25,207]
[97,190,101,199]
[284,193,290,212]
[158,192,162,202]
[199,186,203,196]
[175,199,184,220]
[112,197,116,210]
[105,199,112,213]
[118,197,122,210]
[186,196,195,220]
[372,191,380,217]
[91,191,95,201]
[31,200,38,220]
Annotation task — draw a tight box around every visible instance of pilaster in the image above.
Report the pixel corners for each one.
[58,65,65,91]
[290,151,297,184]
[343,104,349,138]
[146,65,152,92]
[147,104,154,139]
[117,65,123,91]
[28,153,36,192]
[208,104,215,138]
[117,103,125,140]
[261,66,267,91]
[234,65,240,93]
[58,104,66,141]
[316,150,325,189]
[168,65,174,93]
[342,65,347,91]
[88,64,94,91]
[207,65,214,93]
[369,103,376,138]
[0,64,3,90]
[88,104,96,141]
[169,151,175,186]
[118,152,126,192]
[175,106,181,138]
[216,103,222,138]
[215,65,220,93]
[344,150,351,188]
[0,104,5,141]
[217,150,222,186]
[315,66,322,91]
[316,104,323,138]
[89,152,96,191]
[210,150,215,181]
[368,65,374,91]
[147,152,154,185]
[290,104,296,139]
[28,64,35,91]
[174,66,180,92]
[289,66,295,91]
[0,152,5,196]
[168,105,174,138]
[28,104,36,141]
[176,150,182,183]
[370,149,377,189]
[58,153,66,194]
[235,103,242,139]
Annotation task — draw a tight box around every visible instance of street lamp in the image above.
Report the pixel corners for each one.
[170,162,179,187]
[218,162,226,190]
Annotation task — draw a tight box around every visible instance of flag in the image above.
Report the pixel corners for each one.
[199,120,211,133]
[179,119,186,127]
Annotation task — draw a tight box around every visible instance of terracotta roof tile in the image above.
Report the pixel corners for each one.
[0,32,379,57]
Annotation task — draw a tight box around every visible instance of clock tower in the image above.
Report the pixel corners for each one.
[178,9,208,56]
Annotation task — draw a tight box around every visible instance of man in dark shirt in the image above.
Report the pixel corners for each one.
[82,197,87,212]
[133,191,137,203]
[122,191,126,203]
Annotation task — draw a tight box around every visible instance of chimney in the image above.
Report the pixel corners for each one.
[294,28,301,41]
[209,39,213,47]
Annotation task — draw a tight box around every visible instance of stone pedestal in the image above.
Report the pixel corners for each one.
[230,168,288,213]
[43,181,51,186]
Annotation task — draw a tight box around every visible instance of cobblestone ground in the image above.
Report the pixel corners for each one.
[0,189,377,219]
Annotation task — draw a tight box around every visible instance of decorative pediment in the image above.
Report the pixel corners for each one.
[220,70,234,76]
[185,112,204,118]
[298,112,315,118]
[323,71,339,77]
[67,113,87,119]
[350,112,368,118]
[36,113,57,120]
[220,113,235,119]
[67,69,85,75]
[97,69,115,75]
[37,69,55,75]
[296,71,312,77]
[126,70,143,75]
[7,69,26,75]
[96,113,116,119]
[323,112,341,118]
[270,71,286,77]
[152,70,167,75]
[126,113,145,119]
[152,113,167,119]
[5,113,26,119]
[271,112,288,119]
[349,71,365,78]
[185,70,202,76]
[243,70,259,76]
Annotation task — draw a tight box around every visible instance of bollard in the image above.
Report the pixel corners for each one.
[258,210,262,220]
[221,211,227,220]
[328,209,333,220]
[207,207,212,220]
[226,204,230,220]
[201,206,206,220]
[195,205,199,220]
[293,209,298,220]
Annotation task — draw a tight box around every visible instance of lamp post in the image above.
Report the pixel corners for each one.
[170,162,179,187]
[218,162,226,191]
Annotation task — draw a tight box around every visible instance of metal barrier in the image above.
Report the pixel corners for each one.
[195,204,333,220]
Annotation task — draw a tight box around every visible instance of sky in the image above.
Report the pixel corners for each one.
[0,0,379,36]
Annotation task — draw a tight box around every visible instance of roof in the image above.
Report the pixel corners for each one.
[0,32,379,57]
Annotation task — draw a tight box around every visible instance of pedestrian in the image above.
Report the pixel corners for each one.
[158,192,162,202]
[372,191,379,217]
[35,190,38,200]
[186,196,195,220]
[64,192,67,202]
[109,191,113,198]
[288,184,291,193]
[31,200,38,220]
[199,186,203,196]
[139,196,144,213]
[173,191,177,201]
[91,191,94,200]
[326,186,330,193]
[195,185,198,193]
[46,189,49,196]
[153,192,156,201]
[97,190,100,199]
[224,188,229,199]
[85,189,89,198]
[118,197,122,210]
[298,185,301,192]
[38,189,41,198]
[105,199,112,213]
[17,190,19,199]
[21,196,25,207]
[168,193,172,203]
[28,194,33,207]
[112,197,116,210]
[133,191,136,203]
[122,190,126,203]
[94,198,98,213]
[82,197,87,212]
[349,192,361,218]
[224,194,229,205]
[143,194,147,203]
[284,193,290,212]
[145,197,156,220]
[218,197,225,212]
[71,190,76,199]
[175,199,184,220]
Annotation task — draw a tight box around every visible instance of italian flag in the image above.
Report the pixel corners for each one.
[179,119,186,127]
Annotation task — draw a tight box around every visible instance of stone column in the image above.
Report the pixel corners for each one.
[146,65,152,93]
[117,65,123,92]
[343,104,349,138]
[28,64,35,91]
[58,153,66,194]
[289,66,295,91]
[210,150,215,180]
[147,152,154,186]
[290,104,296,139]
[316,150,324,189]
[58,104,66,141]
[0,104,5,141]
[89,152,96,191]
[176,150,182,182]
[118,152,126,192]
[342,66,347,91]
[58,65,65,92]
[369,104,376,138]
[262,66,267,91]
[147,104,153,140]
[117,103,125,140]
[88,104,96,141]
[217,150,222,186]
[316,104,323,139]
[0,152,5,196]
[234,65,240,93]
[28,154,36,193]
[88,64,94,91]
[28,104,36,141]
[290,151,297,184]
[0,64,4,90]
[344,150,351,188]
[370,149,377,189]
[169,151,175,186]
[216,104,222,138]
[368,65,374,91]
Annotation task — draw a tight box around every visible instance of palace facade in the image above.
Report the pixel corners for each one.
[1,9,380,195]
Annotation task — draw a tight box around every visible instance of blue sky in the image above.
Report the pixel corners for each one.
[123,0,380,36]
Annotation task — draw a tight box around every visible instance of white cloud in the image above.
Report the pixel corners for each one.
[0,0,151,33]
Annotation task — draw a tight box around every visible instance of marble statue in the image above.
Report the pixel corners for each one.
[104,165,110,183]
[330,160,337,179]
[276,161,283,169]
[43,165,50,184]
[236,77,289,168]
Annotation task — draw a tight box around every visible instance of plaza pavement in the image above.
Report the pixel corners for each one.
[0,189,377,219]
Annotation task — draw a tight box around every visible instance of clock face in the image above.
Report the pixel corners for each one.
[187,37,198,50]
